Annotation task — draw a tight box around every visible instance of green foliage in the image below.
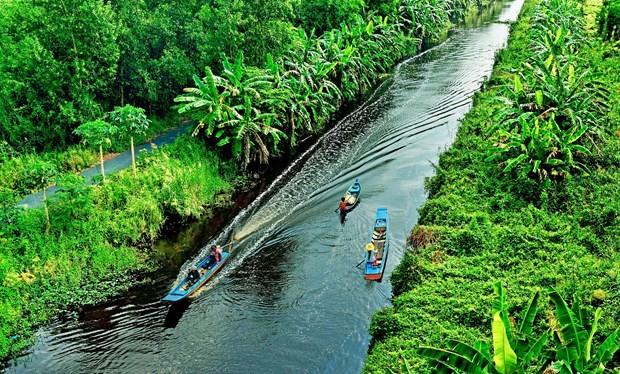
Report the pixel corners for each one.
[598,0,620,41]
[174,53,288,168]
[415,284,619,373]
[398,0,451,43]
[293,0,365,35]
[487,0,609,180]
[365,0,620,372]
[369,307,403,344]
[390,250,421,297]
[0,136,236,363]
[108,105,150,139]
[0,0,120,150]
[0,146,96,199]
[175,0,466,168]
[73,120,118,149]
[548,290,620,372]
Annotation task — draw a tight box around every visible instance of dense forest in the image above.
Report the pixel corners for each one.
[0,0,488,365]
[0,0,446,153]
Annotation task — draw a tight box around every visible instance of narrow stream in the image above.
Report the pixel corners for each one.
[8,1,524,372]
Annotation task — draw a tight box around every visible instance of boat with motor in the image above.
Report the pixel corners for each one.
[162,249,230,302]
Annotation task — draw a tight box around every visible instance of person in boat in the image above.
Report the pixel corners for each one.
[212,244,223,263]
[187,266,200,285]
[365,243,377,265]
[338,197,348,221]
[372,254,380,267]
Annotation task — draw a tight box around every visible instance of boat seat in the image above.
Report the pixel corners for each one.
[372,230,386,240]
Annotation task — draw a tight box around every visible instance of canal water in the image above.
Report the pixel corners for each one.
[8,1,524,372]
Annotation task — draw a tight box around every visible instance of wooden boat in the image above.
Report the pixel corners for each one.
[162,251,230,302]
[363,208,389,281]
[341,178,361,212]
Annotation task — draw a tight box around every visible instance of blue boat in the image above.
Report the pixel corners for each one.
[341,178,362,212]
[162,251,230,302]
[363,208,389,281]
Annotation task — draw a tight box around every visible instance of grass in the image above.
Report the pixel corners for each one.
[0,135,237,364]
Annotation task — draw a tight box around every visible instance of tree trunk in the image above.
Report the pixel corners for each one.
[43,188,50,234]
[100,144,106,183]
[131,137,136,178]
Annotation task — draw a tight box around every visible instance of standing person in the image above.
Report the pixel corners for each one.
[212,245,222,263]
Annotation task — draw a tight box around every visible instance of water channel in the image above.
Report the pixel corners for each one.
[8,1,524,372]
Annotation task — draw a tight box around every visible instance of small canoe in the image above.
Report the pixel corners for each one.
[162,251,230,302]
[341,178,361,212]
[363,208,389,281]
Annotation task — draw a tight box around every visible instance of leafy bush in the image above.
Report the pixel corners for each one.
[365,0,620,371]
[599,0,620,40]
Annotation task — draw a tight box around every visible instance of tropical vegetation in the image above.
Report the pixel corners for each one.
[364,0,620,372]
[1,0,495,365]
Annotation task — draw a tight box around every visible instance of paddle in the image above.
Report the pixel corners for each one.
[356,259,364,267]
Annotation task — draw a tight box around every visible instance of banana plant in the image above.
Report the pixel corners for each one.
[416,282,547,373]
[219,94,286,168]
[173,67,233,137]
[547,289,620,373]
[398,0,450,42]
[488,112,592,179]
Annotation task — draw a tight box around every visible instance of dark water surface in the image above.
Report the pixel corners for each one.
[8,1,524,372]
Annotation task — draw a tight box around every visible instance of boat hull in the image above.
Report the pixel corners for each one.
[163,252,230,302]
[342,179,361,212]
[363,208,389,281]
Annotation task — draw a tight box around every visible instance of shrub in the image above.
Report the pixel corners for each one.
[599,0,620,41]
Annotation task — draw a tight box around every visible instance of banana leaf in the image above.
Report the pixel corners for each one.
[416,346,487,374]
[518,291,540,336]
[548,288,588,363]
[493,311,518,374]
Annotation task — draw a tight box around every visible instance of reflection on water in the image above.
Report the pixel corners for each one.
[8,1,524,372]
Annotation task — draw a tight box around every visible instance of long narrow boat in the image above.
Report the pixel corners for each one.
[341,178,362,212]
[162,251,230,302]
[363,208,389,281]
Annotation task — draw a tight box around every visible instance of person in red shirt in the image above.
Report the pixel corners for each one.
[338,197,348,211]
[338,198,348,222]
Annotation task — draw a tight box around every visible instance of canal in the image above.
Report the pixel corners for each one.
[9,1,524,372]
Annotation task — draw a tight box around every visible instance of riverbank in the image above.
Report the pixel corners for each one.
[364,0,620,372]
